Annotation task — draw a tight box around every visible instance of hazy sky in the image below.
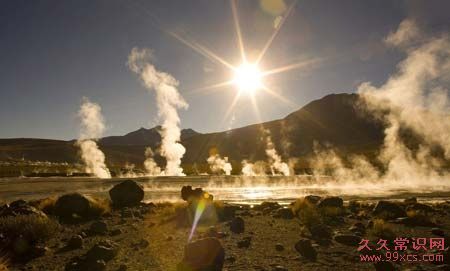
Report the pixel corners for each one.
[1,0,449,139]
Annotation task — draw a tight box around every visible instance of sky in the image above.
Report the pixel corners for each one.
[1,0,449,140]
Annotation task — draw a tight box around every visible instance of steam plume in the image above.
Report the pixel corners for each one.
[313,19,450,188]
[265,135,290,176]
[207,154,232,175]
[128,48,188,176]
[144,147,162,176]
[76,98,111,178]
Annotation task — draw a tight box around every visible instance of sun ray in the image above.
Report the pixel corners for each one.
[261,57,321,77]
[187,80,234,95]
[167,31,236,71]
[255,0,298,65]
[261,85,298,108]
[231,0,246,62]
[221,91,242,126]
[249,94,263,123]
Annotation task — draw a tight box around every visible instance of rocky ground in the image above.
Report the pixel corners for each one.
[0,181,449,271]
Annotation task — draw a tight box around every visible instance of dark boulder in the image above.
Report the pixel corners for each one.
[177,237,225,271]
[67,235,83,250]
[85,240,117,262]
[317,197,343,209]
[275,208,294,219]
[237,237,251,248]
[109,180,144,208]
[334,234,361,246]
[54,193,91,222]
[395,216,437,227]
[89,221,108,235]
[229,217,245,234]
[181,186,213,202]
[372,201,406,219]
[294,239,317,261]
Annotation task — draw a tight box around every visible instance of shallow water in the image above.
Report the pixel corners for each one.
[1,175,450,204]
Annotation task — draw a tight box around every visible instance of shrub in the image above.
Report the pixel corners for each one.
[0,214,58,246]
[291,198,321,227]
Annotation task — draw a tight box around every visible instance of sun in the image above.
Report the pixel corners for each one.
[233,62,263,94]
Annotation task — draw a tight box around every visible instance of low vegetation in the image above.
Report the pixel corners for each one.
[0,214,58,246]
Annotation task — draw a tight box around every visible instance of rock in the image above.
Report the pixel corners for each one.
[308,224,332,241]
[304,195,322,205]
[317,197,343,208]
[12,235,31,255]
[135,239,149,249]
[86,240,117,262]
[372,201,406,219]
[217,205,238,221]
[334,234,361,246]
[404,197,417,205]
[374,261,396,271]
[258,202,281,210]
[406,203,435,213]
[395,216,437,227]
[275,208,294,219]
[229,217,245,234]
[177,237,224,271]
[31,245,49,257]
[0,200,47,218]
[294,239,317,261]
[273,266,288,271]
[90,221,108,235]
[67,235,83,249]
[110,228,123,236]
[237,237,251,248]
[349,222,366,234]
[432,228,445,237]
[117,264,127,271]
[65,258,106,271]
[109,180,144,208]
[54,193,91,221]
[275,244,284,251]
[181,186,213,202]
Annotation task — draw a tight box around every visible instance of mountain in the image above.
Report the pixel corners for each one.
[0,93,386,172]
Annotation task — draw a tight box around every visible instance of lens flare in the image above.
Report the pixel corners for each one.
[188,198,207,241]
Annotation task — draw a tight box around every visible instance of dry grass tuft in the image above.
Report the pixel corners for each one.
[87,196,111,216]
[367,219,396,241]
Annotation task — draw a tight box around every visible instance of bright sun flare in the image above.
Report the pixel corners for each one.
[233,63,263,94]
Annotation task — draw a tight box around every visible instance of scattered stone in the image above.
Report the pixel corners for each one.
[257,202,281,211]
[229,217,245,234]
[395,216,437,227]
[334,234,361,246]
[109,180,144,208]
[294,238,317,261]
[237,237,251,248]
[86,240,117,262]
[109,228,123,236]
[374,261,396,271]
[275,208,294,219]
[54,193,91,222]
[431,228,445,237]
[90,221,108,235]
[65,258,106,271]
[308,224,332,241]
[134,239,149,249]
[67,235,83,249]
[275,244,284,251]
[317,197,343,208]
[349,222,366,234]
[0,200,47,218]
[117,264,127,271]
[272,266,288,271]
[372,201,406,219]
[177,237,224,271]
[404,197,417,205]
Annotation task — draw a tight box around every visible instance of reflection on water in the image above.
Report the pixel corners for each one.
[1,175,450,204]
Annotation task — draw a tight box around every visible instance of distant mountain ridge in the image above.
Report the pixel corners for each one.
[0,93,386,171]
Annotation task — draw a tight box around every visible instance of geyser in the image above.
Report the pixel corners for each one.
[128,48,188,176]
[76,98,111,178]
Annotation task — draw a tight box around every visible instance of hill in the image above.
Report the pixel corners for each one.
[0,93,386,173]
